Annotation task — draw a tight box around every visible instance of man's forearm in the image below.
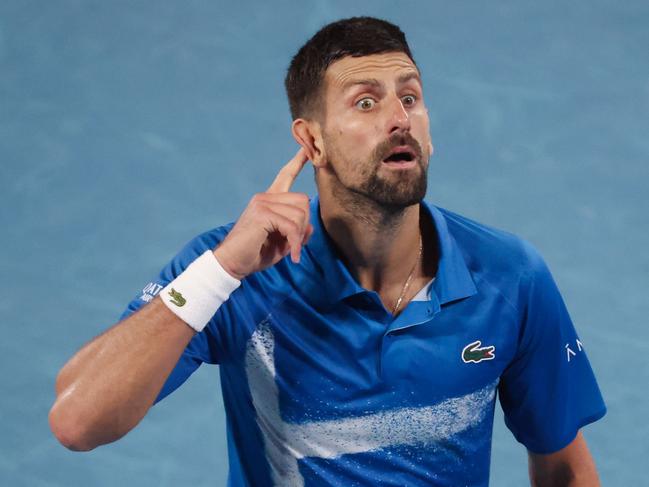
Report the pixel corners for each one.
[529,463,600,487]
[528,431,601,487]
[49,297,195,451]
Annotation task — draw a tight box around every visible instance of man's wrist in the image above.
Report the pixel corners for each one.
[160,250,241,332]
[213,247,247,281]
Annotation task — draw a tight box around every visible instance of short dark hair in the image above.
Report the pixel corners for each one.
[284,16,416,121]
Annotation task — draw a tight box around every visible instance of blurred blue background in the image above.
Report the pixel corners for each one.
[1,0,647,485]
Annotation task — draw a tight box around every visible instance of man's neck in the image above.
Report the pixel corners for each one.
[318,189,437,299]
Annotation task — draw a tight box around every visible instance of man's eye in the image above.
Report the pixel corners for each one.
[356,98,375,110]
[402,95,417,107]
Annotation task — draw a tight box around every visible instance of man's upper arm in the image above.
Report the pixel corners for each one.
[498,241,606,453]
[528,431,600,487]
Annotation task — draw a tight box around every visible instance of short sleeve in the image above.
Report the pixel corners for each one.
[118,224,234,404]
[498,246,606,454]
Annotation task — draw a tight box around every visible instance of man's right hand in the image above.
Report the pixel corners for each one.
[213,147,314,280]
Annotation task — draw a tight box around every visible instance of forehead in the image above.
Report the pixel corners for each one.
[324,52,420,91]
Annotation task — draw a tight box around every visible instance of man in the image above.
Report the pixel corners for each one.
[49,17,606,486]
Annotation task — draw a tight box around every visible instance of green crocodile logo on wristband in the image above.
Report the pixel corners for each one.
[462,340,495,363]
[168,288,186,307]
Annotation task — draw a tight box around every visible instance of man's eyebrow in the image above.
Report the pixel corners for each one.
[341,78,381,92]
[398,71,422,86]
[341,72,422,92]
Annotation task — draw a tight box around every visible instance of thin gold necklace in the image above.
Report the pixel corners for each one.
[392,233,423,315]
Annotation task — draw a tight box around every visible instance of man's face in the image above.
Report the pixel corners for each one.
[317,52,433,208]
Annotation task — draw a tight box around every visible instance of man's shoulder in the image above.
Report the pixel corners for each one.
[432,203,546,278]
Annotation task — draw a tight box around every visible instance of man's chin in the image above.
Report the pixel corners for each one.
[363,179,427,209]
[375,194,425,209]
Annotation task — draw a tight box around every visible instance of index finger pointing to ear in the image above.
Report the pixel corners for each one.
[267,147,310,194]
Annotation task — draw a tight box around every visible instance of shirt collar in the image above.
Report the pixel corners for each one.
[303,194,477,309]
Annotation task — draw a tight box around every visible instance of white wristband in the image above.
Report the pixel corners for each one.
[160,250,241,332]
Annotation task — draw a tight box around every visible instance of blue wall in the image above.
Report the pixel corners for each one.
[1,1,647,485]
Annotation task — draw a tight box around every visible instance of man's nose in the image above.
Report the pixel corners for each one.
[387,95,410,134]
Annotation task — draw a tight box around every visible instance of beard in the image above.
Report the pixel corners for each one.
[323,131,429,210]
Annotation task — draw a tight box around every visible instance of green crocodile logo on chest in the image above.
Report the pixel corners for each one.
[462,340,495,363]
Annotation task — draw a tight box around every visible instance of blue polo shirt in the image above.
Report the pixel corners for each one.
[121,195,606,487]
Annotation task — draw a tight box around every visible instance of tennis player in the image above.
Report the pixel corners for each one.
[50,17,606,486]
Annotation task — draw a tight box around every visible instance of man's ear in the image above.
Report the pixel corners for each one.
[292,119,325,167]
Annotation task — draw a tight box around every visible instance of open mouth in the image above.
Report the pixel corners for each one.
[382,146,417,168]
[384,151,414,163]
